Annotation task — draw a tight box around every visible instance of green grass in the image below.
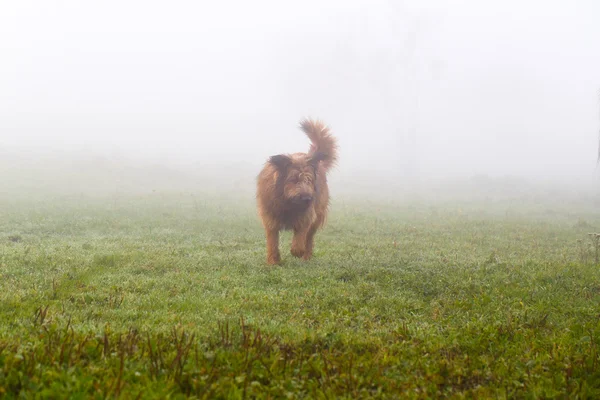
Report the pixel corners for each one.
[1,192,600,398]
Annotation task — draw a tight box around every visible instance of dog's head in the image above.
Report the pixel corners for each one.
[269,152,326,209]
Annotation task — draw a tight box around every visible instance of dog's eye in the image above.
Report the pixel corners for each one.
[300,173,313,183]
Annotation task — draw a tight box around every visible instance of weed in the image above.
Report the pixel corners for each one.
[7,235,22,243]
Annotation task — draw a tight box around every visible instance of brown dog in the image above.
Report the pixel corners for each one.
[256,118,338,265]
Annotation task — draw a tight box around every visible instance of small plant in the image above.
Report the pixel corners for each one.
[588,233,600,265]
[577,239,590,265]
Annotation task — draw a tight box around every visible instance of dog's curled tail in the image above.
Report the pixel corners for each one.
[300,118,338,171]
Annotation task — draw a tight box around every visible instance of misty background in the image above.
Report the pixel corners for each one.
[1,0,600,199]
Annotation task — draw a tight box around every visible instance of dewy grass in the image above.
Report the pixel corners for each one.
[1,193,600,398]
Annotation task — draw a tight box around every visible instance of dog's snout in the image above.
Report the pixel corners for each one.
[294,194,313,205]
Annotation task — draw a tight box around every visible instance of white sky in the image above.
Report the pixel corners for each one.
[1,0,599,181]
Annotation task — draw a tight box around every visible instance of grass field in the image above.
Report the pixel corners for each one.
[2,190,600,398]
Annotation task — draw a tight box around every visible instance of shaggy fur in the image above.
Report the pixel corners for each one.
[256,118,338,265]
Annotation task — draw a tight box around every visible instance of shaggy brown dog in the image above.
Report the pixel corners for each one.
[256,118,338,265]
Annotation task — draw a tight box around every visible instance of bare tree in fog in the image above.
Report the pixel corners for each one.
[361,2,443,181]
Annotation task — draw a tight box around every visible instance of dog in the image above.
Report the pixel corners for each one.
[256,118,338,265]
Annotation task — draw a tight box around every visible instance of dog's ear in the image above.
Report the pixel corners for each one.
[308,151,327,167]
[269,154,292,170]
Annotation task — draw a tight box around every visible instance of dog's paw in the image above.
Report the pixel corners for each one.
[267,253,281,265]
[290,247,304,258]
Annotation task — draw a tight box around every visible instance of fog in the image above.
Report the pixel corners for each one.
[1,0,600,198]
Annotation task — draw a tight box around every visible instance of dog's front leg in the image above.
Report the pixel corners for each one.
[266,228,281,265]
[302,225,319,261]
[290,228,307,258]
